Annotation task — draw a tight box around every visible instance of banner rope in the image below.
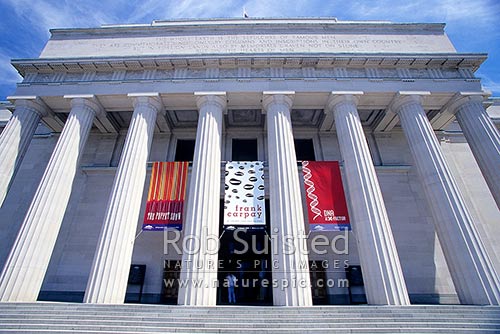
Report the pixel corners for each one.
[134,229,144,240]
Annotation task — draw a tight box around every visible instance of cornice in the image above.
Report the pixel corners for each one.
[48,19,447,37]
[12,54,487,77]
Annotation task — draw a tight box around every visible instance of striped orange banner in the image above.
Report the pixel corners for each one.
[142,161,189,230]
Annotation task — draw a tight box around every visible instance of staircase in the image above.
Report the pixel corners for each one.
[0,302,499,333]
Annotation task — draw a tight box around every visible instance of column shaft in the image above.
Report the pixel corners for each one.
[328,94,410,305]
[454,97,500,209]
[177,93,224,306]
[396,95,500,305]
[264,93,312,306]
[0,99,46,207]
[0,98,96,301]
[84,95,160,304]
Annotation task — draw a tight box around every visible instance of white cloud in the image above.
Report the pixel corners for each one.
[339,0,499,24]
[0,51,21,81]
[2,0,120,37]
[0,51,22,98]
[120,0,243,23]
[438,0,499,23]
[478,71,500,95]
[242,0,312,18]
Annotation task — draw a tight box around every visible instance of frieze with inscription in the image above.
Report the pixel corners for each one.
[40,33,456,58]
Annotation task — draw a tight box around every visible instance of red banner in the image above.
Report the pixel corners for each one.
[302,161,350,231]
[142,161,189,230]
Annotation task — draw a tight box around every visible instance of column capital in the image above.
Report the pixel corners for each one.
[443,92,486,115]
[194,92,227,111]
[64,94,105,117]
[127,93,163,112]
[8,96,49,117]
[389,91,430,115]
[262,91,295,113]
[326,92,363,113]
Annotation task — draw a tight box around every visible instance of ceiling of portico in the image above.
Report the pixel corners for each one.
[31,91,470,133]
[86,108,323,130]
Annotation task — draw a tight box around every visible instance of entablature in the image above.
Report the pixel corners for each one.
[6,91,490,136]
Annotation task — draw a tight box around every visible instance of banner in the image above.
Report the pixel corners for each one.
[224,161,265,226]
[302,161,350,231]
[142,161,189,230]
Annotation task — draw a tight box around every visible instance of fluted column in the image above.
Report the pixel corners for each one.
[0,96,100,301]
[327,93,410,305]
[452,95,500,209]
[84,93,161,304]
[394,93,500,305]
[0,97,48,207]
[177,92,225,306]
[263,92,312,306]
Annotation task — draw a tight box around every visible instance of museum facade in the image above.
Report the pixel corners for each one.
[0,18,499,307]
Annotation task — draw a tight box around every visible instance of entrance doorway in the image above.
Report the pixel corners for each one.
[218,227,273,305]
[161,260,180,304]
[309,260,328,305]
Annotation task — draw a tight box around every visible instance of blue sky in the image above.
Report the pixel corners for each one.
[0,0,499,99]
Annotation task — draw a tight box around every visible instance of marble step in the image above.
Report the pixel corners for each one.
[0,302,499,334]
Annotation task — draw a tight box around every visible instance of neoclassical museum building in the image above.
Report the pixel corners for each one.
[0,17,499,308]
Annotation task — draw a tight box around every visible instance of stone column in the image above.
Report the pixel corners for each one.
[84,93,161,304]
[394,93,500,305]
[452,95,500,210]
[0,96,100,301]
[263,92,312,306]
[0,97,48,207]
[177,92,225,306]
[326,93,410,305]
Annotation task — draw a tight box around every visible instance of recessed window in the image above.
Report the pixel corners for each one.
[232,139,258,161]
[294,139,315,161]
[174,139,196,161]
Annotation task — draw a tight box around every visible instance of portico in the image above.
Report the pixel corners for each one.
[0,18,499,306]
